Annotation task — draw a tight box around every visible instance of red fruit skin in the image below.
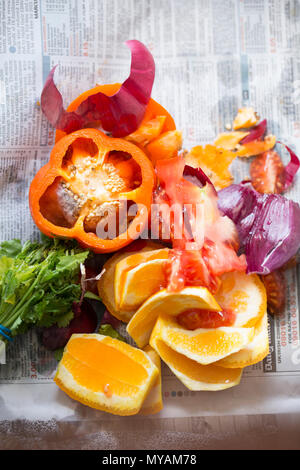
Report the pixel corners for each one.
[250,150,285,194]
[42,301,98,350]
[100,309,121,329]
[261,270,286,315]
[177,308,236,330]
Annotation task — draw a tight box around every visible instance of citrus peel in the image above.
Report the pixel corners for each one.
[114,248,169,311]
[216,312,269,368]
[233,107,259,130]
[215,271,267,328]
[140,345,163,415]
[97,241,164,322]
[126,286,221,348]
[185,144,237,190]
[54,334,159,416]
[150,330,243,391]
[150,314,255,365]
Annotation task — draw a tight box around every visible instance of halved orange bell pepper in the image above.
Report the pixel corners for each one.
[29,128,155,253]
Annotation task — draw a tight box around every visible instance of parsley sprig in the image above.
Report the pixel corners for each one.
[0,237,89,339]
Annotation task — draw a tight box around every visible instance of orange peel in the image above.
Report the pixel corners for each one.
[114,248,169,311]
[150,328,243,391]
[233,107,259,130]
[150,314,255,365]
[97,241,165,322]
[126,286,221,348]
[236,135,276,157]
[185,144,236,190]
[216,312,269,368]
[140,345,163,415]
[54,334,159,416]
[214,131,250,150]
[215,271,267,328]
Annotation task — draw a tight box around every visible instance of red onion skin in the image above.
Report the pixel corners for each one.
[277,142,300,191]
[41,40,155,137]
[240,119,267,144]
[183,164,215,191]
[218,183,300,275]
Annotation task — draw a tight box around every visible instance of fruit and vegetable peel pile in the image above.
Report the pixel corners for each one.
[1,40,300,417]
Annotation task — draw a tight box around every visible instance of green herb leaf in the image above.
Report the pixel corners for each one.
[56,311,74,328]
[0,239,22,258]
[98,324,126,342]
[84,291,101,301]
[0,237,90,339]
[54,348,64,362]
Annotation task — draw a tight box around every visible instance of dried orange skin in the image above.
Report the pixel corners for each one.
[54,334,159,416]
[214,131,249,150]
[185,144,236,190]
[236,135,276,157]
[233,107,258,130]
[250,150,285,194]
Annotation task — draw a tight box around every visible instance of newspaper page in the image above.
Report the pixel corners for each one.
[0,0,300,420]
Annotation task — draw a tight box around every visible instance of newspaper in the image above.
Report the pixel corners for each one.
[0,0,300,422]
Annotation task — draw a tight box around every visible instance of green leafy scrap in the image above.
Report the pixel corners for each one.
[0,237,89,339]
[98,324,126,342]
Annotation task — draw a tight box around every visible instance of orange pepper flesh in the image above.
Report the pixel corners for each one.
[29,128,155,253]
[31,83,177,252]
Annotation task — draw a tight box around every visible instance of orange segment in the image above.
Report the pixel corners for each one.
[233,107,259,130]
[185,145,236,190]
[215,271,267,328]
[216,312,269,368]
[126,287,221,348]
[214,131,250,150]
[114,248,169,311]
[97,241,164,322]
[140,345,163,415]
[236,135,276,157]
[150,334,243,391]
[146,130,182,165]
[54,334,158,416]
[126,116,167,146]
[151,314,255,365]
